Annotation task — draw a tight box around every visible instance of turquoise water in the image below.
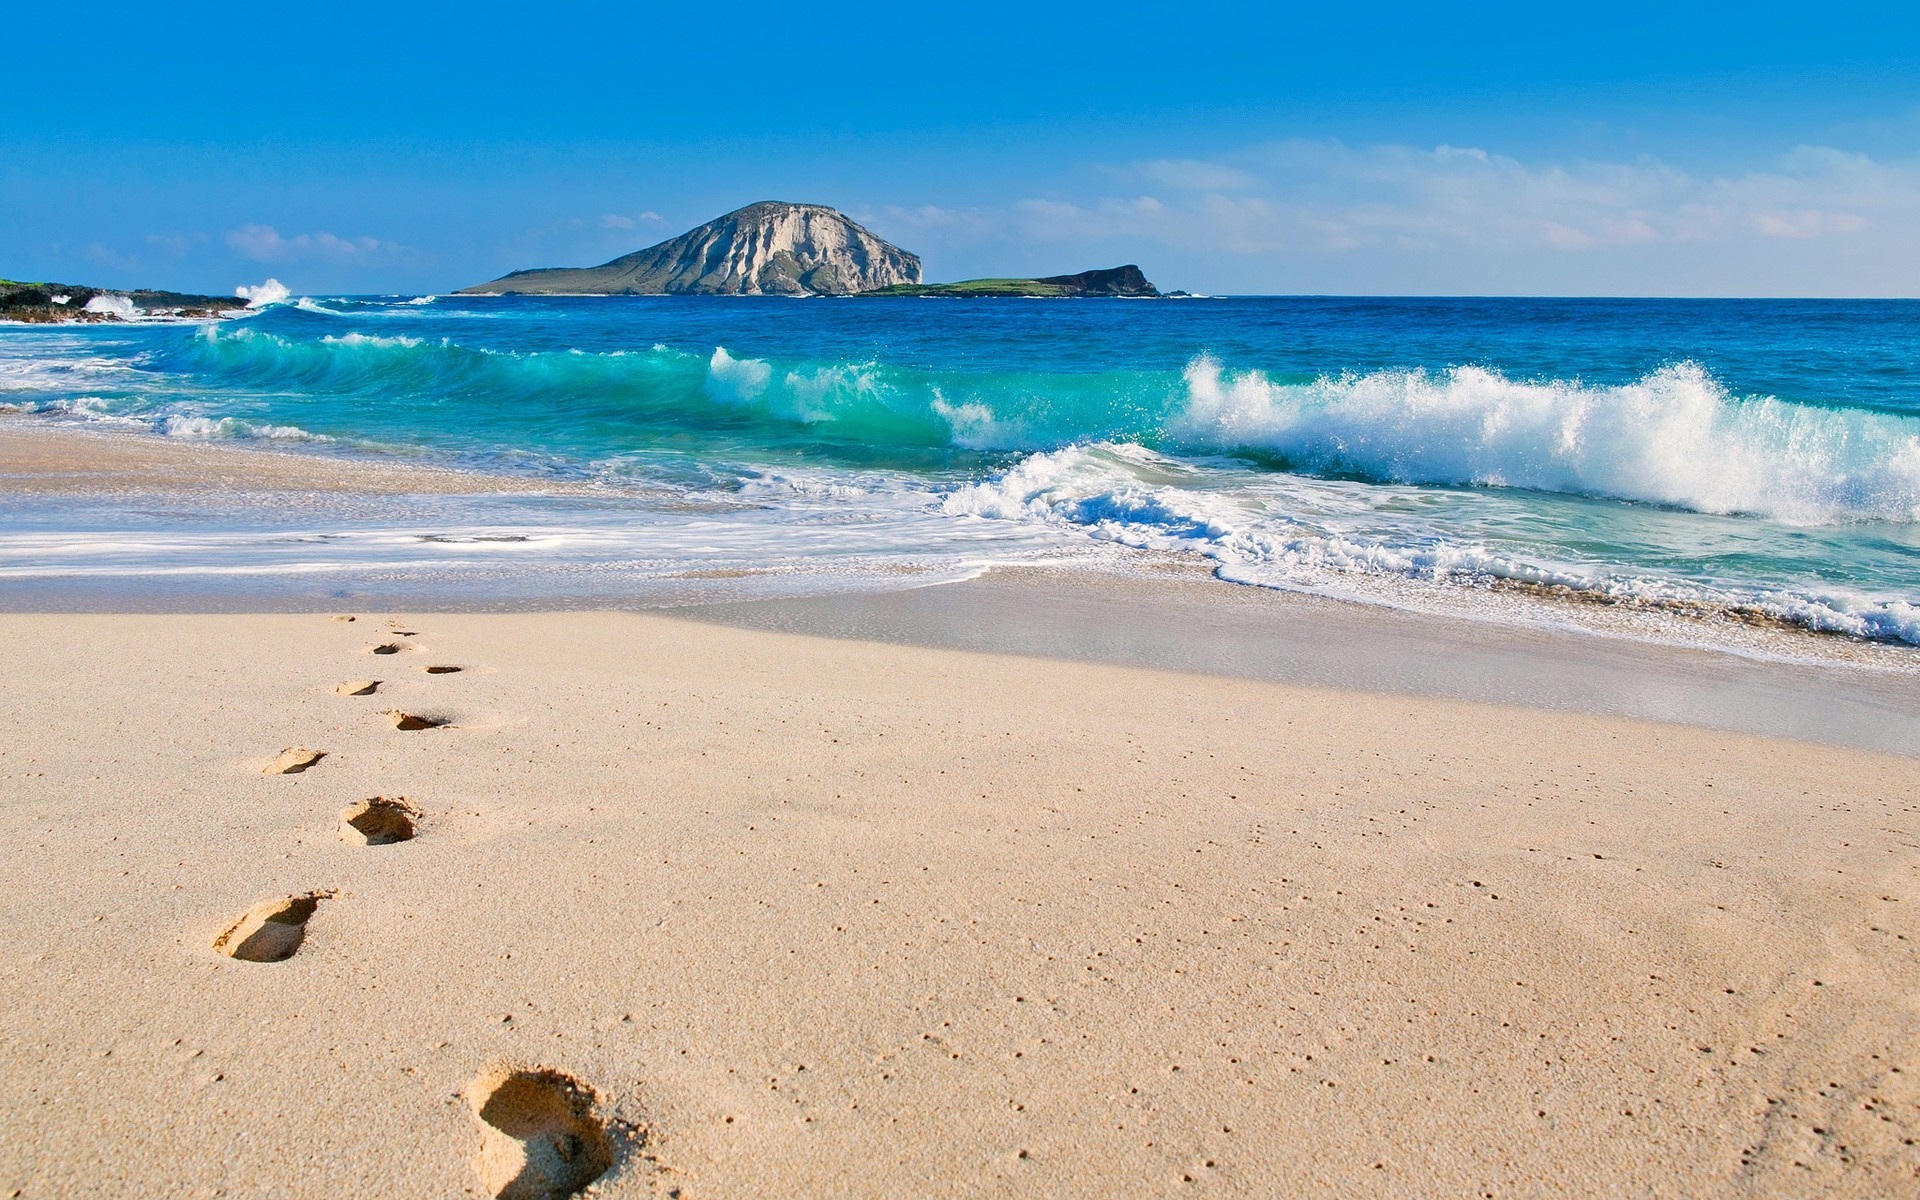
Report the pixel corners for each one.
[2,294,1917,643]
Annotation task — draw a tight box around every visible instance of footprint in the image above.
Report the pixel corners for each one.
[336,680,382,696]
[423,665,463,675]
[467,1067,615,1200]
[386,710,447,731]
[339,797,417,845]
[368,642,407,656]
[213,891,332,962]
[264,747,326,775]
[332,615,357,623]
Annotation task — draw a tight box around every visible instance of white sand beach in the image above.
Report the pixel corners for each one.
[1,596,1916,1197]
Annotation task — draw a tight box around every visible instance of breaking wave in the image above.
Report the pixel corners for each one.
[235,278,290,308]
[165,328,1920,526]
[1172,356,1920,525]
[942,442,1920,644]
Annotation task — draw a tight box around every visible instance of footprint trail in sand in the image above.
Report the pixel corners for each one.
[255,616,615,1194]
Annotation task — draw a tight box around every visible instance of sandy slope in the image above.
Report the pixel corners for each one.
[1,610,1916,1198]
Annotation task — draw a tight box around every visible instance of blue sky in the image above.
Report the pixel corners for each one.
[7,1,1919,296]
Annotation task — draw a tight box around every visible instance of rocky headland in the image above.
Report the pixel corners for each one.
[1,279,244,323]
[458,202,923,297]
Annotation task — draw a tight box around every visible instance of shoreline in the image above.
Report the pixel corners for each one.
[2,416,1916,758]
[4,395,1915,658]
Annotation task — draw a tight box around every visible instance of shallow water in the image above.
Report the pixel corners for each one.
[2,294,1916,645]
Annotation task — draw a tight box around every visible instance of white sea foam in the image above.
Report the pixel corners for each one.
[319,332,424,349]
[1171,356,1920,525]
[294,297,354,316]
[0,352,142,393]
[157,414,329,442]
[8,395,148,427]
[235,279,290,308]
[942,442,1920,644]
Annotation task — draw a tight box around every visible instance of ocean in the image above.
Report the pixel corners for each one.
[2,294,1917,648]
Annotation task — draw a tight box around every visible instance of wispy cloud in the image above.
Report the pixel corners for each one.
[225,225,402,263]
[873,140,1920,266]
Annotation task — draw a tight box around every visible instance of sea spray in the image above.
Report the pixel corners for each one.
[82,294,139,320]
[235,279,290,307]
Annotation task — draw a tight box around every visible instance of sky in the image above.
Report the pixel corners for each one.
[6,1,1920,297]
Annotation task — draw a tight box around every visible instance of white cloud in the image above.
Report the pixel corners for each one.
[226,224,400,262]
[881,140,1919,268]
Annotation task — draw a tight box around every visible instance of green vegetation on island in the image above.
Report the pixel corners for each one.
[857,265,1160,298]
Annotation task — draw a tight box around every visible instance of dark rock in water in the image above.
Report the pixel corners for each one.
[458,202,922,297]
[857,264,1163,298]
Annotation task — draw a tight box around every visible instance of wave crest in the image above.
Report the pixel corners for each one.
[1173,356,1920,525]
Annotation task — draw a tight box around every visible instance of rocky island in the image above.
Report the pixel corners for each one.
[458,202,922,296]
[460,203,1167,298]
[1,279,244,323]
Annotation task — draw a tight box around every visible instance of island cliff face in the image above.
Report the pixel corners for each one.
[458,202,921,296]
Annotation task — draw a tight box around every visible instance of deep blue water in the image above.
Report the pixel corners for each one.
[2,294,1917,642]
